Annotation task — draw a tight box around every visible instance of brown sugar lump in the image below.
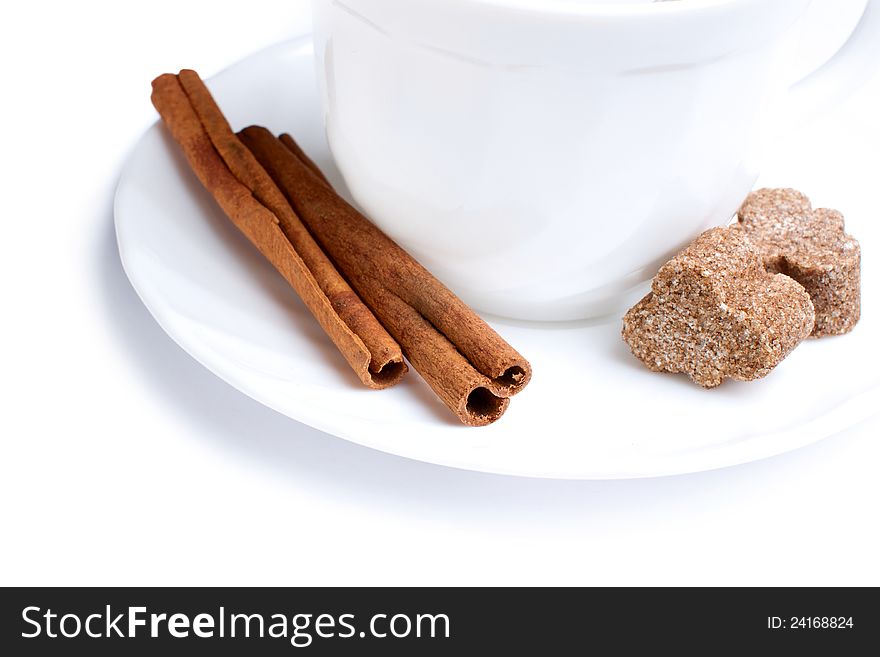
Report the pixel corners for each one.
[737,188,860,337]
[622,228,815,388]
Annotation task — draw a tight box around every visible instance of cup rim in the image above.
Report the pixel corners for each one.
[362,0,754,19]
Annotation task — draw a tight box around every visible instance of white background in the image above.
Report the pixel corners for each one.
[1,0,878,586]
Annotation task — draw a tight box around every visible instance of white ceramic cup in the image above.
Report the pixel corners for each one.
[312,0,879,320]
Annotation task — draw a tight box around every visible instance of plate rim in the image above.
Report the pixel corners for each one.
[114,34,880,480]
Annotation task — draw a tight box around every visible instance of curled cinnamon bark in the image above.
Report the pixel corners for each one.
[151,72,406,389]
[240,126,532,425]
[279,133,331,186]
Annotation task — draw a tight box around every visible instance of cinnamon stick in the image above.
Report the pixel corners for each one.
[279,133,330,186]
[239,126,532,426]
[151,72,406,389]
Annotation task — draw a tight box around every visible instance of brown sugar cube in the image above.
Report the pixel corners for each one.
[622,228,815,388]
[737,188,861,337]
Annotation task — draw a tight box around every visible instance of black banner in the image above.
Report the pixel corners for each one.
[1,587,875,654]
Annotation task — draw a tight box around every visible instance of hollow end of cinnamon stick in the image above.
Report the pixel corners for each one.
[461,386,510,427]
[488,364,531,397]
[370,359,408,386]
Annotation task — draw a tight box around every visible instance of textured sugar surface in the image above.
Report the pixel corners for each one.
[622,228,815,388]
[737,188,860,337]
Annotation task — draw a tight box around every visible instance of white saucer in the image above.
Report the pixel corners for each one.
[114,35,879,479]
